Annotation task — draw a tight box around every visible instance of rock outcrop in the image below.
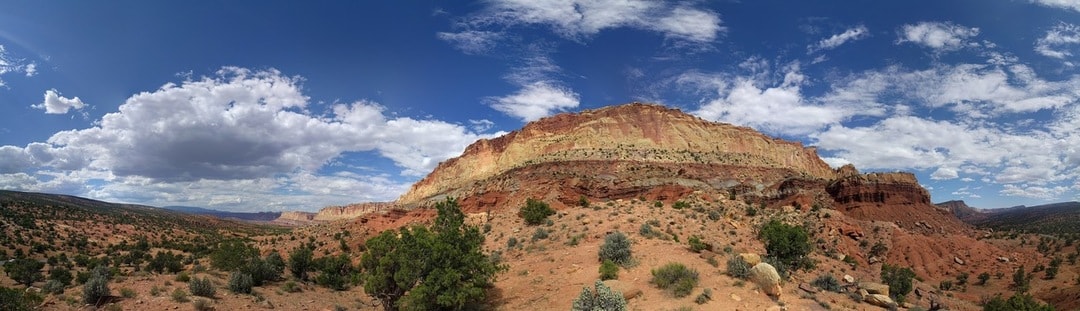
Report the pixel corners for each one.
[313,202,392,221]
[750,263,782,297]
[398,103,837,209]
[275,211,316,222]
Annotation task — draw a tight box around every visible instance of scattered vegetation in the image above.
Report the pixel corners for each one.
[726,256,751,280]
[651,262,699,298]
[982,292,1054,311]
[571,280,626,311]
[521,198,555,225]
[812,275,841,292]
[228,272,254,294]
[599,231,632,266]
[880,264,915,304]
[0,286,43,311]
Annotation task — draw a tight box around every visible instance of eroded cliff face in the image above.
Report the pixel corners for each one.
[397,103,837,207]
[826,171,969,233]
[313,202,392,221]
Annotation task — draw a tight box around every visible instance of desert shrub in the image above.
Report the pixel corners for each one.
[654,201,663,208]
[672,201,690,209]
[571,280,626,311]
[210,240,258,272]
[521,198,555,225]
[1012,265,1030,293]
[745,205,758,216]
[599,260,619,280]
[957,272,969,286]
[726,256,751,280]
[120,287,136,298]
[507,237,519,248]
[688,235,709,253]
[532,228,550,241]
[228,272,254,294]
[880,264,915,304]
[651,263,699,298]
[977,272,991,286]
[42,279,66,295]
[0,286,43,311]
[171,288,188,302]
[939,280,953,291]
[175,271,191,282]
[982,292,1054,311]
[812,275,841,292]
[314,253,354,291]
[599,231,632,266]
[82,275,110,305]
[281,280,301,293]
[188,277,215,298]
[288,246,314,281]
[579,196,590,208]
[49,267,73,286]
[695,288,712,304]
[759,219,812,272]
[868,241,888,258]
[147,251,183,274]
[192,298,213,311]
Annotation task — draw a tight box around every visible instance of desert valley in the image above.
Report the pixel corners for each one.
[3,104,1078,311]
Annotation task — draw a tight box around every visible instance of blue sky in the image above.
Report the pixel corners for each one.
[2,0,1080,211]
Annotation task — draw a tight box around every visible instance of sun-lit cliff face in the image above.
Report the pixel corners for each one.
[397,103,837,207]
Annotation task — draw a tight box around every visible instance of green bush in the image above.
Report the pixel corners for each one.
[48,267,73,286]
[314,253,354,291]
[288,246,314,281]
[977,272,991,286]
[228,272,254,294]
[695,288,712,304]
[672,201,690,209]
[361,198,504,311]
[1012,265,1030,293]
[209,240,258,272]
[726,256,751,280]
[532,228,550,241]
[599,232,632,266]
[175,271,191,282]
[0,286,43,311]
[651,263,699,298]
[688,235,709,253]
[171,288,189,302]
[982,292,1054,311]
[880,264,915,304]
[571,280,626,311]
[4,258,44,287]
[120,287,136,298]
[188,277,215,298]
[82,275,110,305]
[599,260,619,280]
[42,280,65,295]
[521,198,555,225]
[759,219,812,272]
[192,298,213,311]
[281,280,301,293]
[812,275,841,292]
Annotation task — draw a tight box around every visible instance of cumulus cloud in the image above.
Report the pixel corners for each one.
[808,25,869,53]
[686,61,884,135]
[1001,184,1070,199]
[1035,22,1080,61]
[9,67,499,183]
[437,30,503,54]
[471,0,724,42]
[33,89,87,114]
[487,82,580,121]
[897,21,979,51]
[1031,0,1080,12]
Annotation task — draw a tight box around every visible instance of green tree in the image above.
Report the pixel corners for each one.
[314,253,354,291]
[982,292,1054,311]
[210,240,258,272]
[880,264,916,304]
[4,258,44,287]
[1012,265,1030,293]
[0,286,43,311]
[759,219,812,272]
[361,198,503,311]
[520,198,555,225]
[288,246,314,281]
[48,267,73,286]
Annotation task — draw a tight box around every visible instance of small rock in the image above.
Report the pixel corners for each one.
[581,218,591,225]
[997,256,1010,263]
[843,274,855,283]
[954,257,965,265]
[729,293,742,302]
[603,280,642,300]
[798,282,818,293]
[864,293,898,309]
[512,227,520,233]
[868,256,880,264]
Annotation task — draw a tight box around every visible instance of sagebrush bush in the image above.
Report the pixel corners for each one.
[651,262,699,298]
[571,280,626,311]
[192,298,213,311]
[228,272,254,294]
[599,231,632,265]
[43,279,66,295]
[812,275,841,292]
[171,288,188,302]
[82,275,110,305]
[688,235,708,253]
[188,277,216,298]
[726,256,751,280]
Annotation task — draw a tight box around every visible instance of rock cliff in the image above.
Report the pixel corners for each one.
[313,202,392,221]
[397,103,837,208]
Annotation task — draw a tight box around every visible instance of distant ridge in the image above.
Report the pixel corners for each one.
[937,200,1080,234]
[162,205,281,222]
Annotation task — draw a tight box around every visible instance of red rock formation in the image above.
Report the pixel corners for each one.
[313,202,392,221]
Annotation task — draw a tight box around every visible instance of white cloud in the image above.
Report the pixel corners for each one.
[931,167,959,180]
[808,25,869,53]
[437,30,503,54]
[24,63,36,77]
[897,21,979,51]
[1035,22,1080,60]
[488,82,580,122]
[1032,0,1080,12]
[33,89,87,114]
[468,119,495,132]
[1001,184,1070,199]
[687,61,885,135]
[473,0,723,42]
[0,45,37,87]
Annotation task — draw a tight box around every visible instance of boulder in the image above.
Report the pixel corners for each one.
[602,280,642,300]
[954,257,965,265]
[864,294,898,309]
[858,282,890,296]
[739,253,762,266]
[843,274,855,283]
[749,263,783,297]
